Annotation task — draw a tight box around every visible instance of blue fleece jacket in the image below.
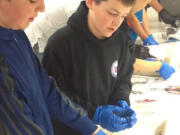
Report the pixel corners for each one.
[0,27,97,135]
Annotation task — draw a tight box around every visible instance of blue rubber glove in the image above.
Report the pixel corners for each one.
[157,61,175,80]
[93,105,135,132]
[116,100,129,108]
[143,35,159,46]
[145,58,157,61]
[116,100,137,128]
[96,130,106,135]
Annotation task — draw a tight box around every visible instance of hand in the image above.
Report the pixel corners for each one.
[134,45,150,59]
[116,100,137,128]
[134,45,157,59]
[143,35,159,45]
[93,105,137,132]
[116,100,129,108]
[159,9,176,25]
[157,61,175,80]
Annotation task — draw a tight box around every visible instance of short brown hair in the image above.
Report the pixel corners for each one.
[94,0,136,6]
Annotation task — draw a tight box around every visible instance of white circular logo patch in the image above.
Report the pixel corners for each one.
[111,60,118,78]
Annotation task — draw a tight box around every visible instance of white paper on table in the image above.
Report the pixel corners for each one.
[148,44,176,60]
[164,69,180,87]
[168,28,180,40]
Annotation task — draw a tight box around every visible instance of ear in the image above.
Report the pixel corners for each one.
[86,0,93,9]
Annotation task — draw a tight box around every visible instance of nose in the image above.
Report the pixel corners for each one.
[112,16,123,27]
[36,0,45,13]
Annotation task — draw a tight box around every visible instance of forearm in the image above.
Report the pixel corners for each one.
[142,9,151,37]
[39,69,97,134]
[149,0,163,13]
[127,14,148,39]
[47,86,97,135]
[134,58,162,72]
[55,77,97,118]
[67,93,97,119]
[109,76,133,105]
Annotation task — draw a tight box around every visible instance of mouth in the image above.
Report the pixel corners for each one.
[29,18,34,22]
[29,15,37,22]
[108,27,116,32]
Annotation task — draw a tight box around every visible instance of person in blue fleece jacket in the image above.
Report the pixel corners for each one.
[0,0,106,135]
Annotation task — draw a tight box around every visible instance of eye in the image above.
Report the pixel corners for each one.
[108,11,118,17]
[29,0,37,3]
[120,15,126,19]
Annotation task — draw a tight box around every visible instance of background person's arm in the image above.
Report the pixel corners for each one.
[142,8,151,37]
[149,0,176,25]
[134,58,175,80]
[134,58,162,73]
[127,13,149,40]
[149,0,163,12]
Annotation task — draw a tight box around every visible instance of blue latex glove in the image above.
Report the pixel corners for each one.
[116,100,137,128]
[116,100,129,108]
[157,61,175,80]
[145,58,157,61]
[96,130,106,135]
[93,105,136,132]
[143,35,159,46]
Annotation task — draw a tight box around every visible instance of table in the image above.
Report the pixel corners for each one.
[100,74,180,135]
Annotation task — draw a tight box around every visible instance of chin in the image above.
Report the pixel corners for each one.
[21,23,30,30]
[12,24,29,30]
[104,33,113,38]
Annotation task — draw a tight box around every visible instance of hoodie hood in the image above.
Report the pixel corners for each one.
[67,1,115,43]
